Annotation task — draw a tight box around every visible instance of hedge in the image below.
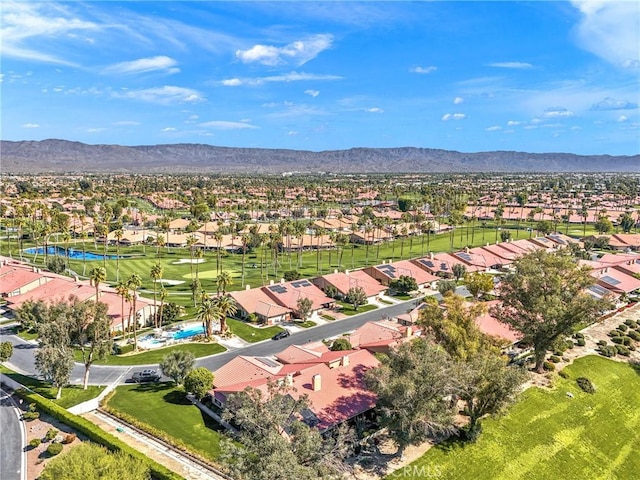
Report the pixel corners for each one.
[15,389,182,480]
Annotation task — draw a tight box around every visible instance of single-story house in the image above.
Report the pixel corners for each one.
[312,270,386,301]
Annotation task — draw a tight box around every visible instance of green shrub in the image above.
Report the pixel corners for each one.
[627,330,640,341]
[558,370,570,379]
[15,390,182,480]
[46,442,63,456]
[615,345,630,356]
[617,324,628,332]
[29,438,41,448]
[45,428,58,441]
[22,411,39,421]
[543,361,555,371]
[609,330,621,337]
[622,336,632,346]
[549,355,561,364]
[597,340,608,346]
[576,338,586,347]
[611,336,624,344]
[598,345,617,358]
[573,332,585,340]
[576,377,596,394]
[115,343,135,355]
[624,319,637,328]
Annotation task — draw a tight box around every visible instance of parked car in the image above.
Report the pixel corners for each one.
[131,369,160,383]
[271,330,291,341]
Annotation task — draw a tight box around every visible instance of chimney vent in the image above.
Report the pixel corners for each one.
[312,374,321,391]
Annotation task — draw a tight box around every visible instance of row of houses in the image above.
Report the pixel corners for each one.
[0,256,155,331]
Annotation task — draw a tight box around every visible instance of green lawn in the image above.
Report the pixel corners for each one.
[337,302,379,316]
[390,356,640,480]
[106,383,226,462]
[227,318,284,342]
[0,365,104,408]
[73,342,226,366]
[295,320,317,328]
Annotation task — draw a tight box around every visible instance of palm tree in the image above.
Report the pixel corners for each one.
[158,286,167,327]
[213,231,223,274]
[114,228,123,282]
[240,233,250,286]
[127,273,143,352]
[115,280,130,337]
[90,266,107,301]
[212,295,237,335]
[186,234,198,284]
[217,271,233,296]
[156,234,165,259]
[197,296,221,339]
[150,263,163,328]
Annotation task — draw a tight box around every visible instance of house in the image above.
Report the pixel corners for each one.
[610,234,640,251]
[210,347,380,432]
[591,267,640,295]
[479,243,519,264]
[262,279,335,318]
[0,263,51,297]
[364,259,438,288]
[312,270,386,301]
[411,253,458,278]
[527,236,559,251]
[229,287,292,325]
[348,319,418,353]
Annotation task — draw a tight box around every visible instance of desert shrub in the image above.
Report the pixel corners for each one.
[611,336,624,344]
[576,377,596,394]
[615,345,630,356]
[549,355,561,363]
[627,330,640,341]
[29,438,41,448]
[609,329,621,337]
[573,332,585,340]
[62,433,76,444]
[622,336,632,346]
[45,428,59,442]
[46,443,63,456]
[576,338,586,347]
[617,324,628,332]
[23,411,40,421]
[597,339,607,347]
[598,345,617,358]
[115,343,135,355]
[558,370,570,379]
[624,319,637,328]
[543,361,555,371]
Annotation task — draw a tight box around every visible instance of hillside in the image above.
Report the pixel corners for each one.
[1,139,638,173]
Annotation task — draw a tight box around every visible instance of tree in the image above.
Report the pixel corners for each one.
[184,367,214,401]
[46,256,67,274]
[345,286,367,311]
[283,269,302,281]
[330,338,353,351]
[150,262,163,328]
[217,271,233,296]
[452,263,467,281]
[389,275,418,295]
[594,216,613,234]
[437,279,457,297]
[69,300,113,390]
[296,296,313,320]
[419,294,495,362]
[160,350,195,385]
[221,384,354,480]
[126,273,143,351]
[500,230,512,242]
[365,338,457,457]
[465,272,494,299]
[618,212,635,233]
[537,220,553,235]
[90,266,107,300]
[40,442,149,480]
[0,341,13,362]
[212,295,237,335]
[197,296,221,338]
[455,353,528,440]
[491,250,610,373]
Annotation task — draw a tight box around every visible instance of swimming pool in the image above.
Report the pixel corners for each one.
[24,246,120,260]
[172,325,205,340]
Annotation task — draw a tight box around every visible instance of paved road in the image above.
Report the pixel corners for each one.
[0,388,25,480]
[0,298,421,385]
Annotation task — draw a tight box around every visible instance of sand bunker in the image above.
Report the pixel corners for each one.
[157,279,185,285]
[172,258,206,265]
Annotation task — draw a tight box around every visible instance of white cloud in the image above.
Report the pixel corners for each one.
[104,56,179,75]
[453,97,464,105]
[161,127,176,132]
[441,113,466,121]
[199,120,258,130]
[236,34,333,66]
[507,120,522,126]
[87,127,106,133]
[571,1,640,69]
[485,126,502,131]
[542,107,574,118]
[288,131,299,136]
[409,66,437,74]
[488,62,533,69]
[591,97,638,111]
[305,89,320,98]
[112,120,140,126]
[113,86,204,104]
[21,123,40,128]
[618,115,629,122]
[365,107,383,113]
[219,71,342,86]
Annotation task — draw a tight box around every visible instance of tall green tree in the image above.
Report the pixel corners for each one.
[345,286,367,311]
[365,338,457,457]
[149,262,163,328]
[491,250,610,373]
[90,266,107,300]
[184,367,214,401]
[160,350,195,386]
[197,296,221,338]
[127,273,143,352]
[212,295,238,335]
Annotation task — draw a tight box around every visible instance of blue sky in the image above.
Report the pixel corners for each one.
[2,1,639,155]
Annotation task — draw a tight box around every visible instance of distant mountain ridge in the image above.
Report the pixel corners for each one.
[1,139,638,173]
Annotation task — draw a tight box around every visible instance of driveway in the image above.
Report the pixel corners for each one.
[0,388,25,480]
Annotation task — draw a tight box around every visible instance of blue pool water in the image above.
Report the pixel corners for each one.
[24,246,120,260]
[173,325,205,340]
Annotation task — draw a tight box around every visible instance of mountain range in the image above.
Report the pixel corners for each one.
[2,139,638,174]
